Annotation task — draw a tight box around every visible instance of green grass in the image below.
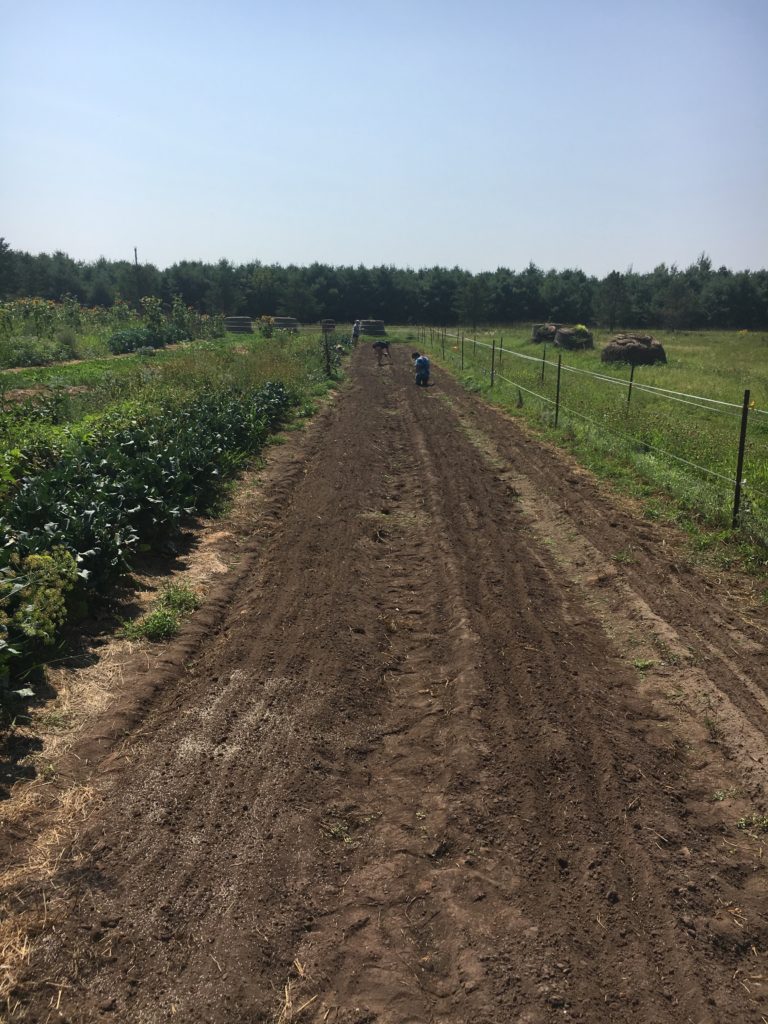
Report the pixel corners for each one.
[425,325,768,571]
[122,583,201,642]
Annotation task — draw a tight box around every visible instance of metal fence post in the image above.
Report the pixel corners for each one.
[627,363,635,407]
[461,331,464,370]
[322,331,331,377]
[491,337,496,387]
[555,352,562,426]
[732,389,751,528]
[442,329,445,358]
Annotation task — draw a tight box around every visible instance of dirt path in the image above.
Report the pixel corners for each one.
[3,351,768,1023]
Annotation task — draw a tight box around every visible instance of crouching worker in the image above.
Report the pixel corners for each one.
[412,351,430,387]
[372,340,391,366]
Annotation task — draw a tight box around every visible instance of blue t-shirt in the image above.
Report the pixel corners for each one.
[415,355,430,372]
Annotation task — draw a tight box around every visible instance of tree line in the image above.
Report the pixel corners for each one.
[1,239,766,330]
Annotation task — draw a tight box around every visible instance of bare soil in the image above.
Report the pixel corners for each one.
[2,349,767,1023]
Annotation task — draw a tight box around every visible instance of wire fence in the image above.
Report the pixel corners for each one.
[420,326,768,539]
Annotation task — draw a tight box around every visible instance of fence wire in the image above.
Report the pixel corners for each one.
[447,332,762,415]
[431,330,768,517]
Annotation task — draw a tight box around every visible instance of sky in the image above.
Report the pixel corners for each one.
[1,0,767,276]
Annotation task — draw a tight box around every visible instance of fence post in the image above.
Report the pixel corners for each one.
[491,337,496,387]
[461,331,464,370]
[555,352,562,426]
[322,331,331,377]
[732,389,751,529]
[627,363,635,407]
[541,344,547,383]
[442,329,445,358]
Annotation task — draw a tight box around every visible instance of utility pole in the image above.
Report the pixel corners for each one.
[133,247,141,309]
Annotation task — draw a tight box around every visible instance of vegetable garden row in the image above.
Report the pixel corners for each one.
[0,300,332,697]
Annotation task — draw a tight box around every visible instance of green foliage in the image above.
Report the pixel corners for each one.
[737,812,768,834]
[160,582,201,614]
[122,581,202,642]
[0,547,78,684]
[0,243,767,328]
[107,327,155,354]
[123,606,180,642]
[0,372,293,683]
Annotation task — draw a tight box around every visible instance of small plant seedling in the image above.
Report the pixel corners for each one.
[737,812,768,834]
[613,549,636,565]
[633,658,655,671]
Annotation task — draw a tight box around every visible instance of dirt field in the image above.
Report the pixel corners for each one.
[2,349,768,1023]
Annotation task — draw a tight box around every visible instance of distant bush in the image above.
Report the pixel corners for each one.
[107,327,155,354]
[0,336,77,368]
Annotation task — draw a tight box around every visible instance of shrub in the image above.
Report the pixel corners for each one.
[107,327,154,354]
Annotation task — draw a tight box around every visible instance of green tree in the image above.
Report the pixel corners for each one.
[597,271,629,330]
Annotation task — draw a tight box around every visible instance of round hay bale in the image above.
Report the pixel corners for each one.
[554,326,594,351]
[601,334,667,366]
[360,319,386,336]
[224,316,253,334]
[531,323,561,343]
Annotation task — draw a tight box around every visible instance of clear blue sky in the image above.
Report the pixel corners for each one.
[2,0,766,275]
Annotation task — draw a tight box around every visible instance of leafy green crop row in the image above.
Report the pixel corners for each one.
[0,379,292,686]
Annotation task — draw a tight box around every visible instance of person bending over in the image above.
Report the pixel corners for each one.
[372,340,391,366]
[412,351,430,387]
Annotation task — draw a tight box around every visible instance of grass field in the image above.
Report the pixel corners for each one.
[390,325,768,571]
